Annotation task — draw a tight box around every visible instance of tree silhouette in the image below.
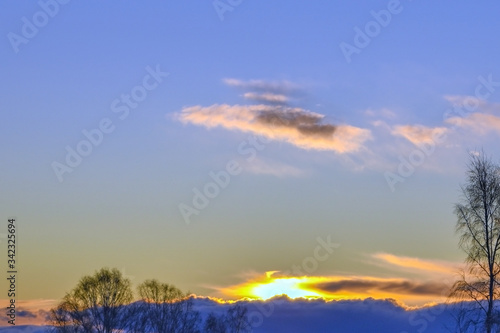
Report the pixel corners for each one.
[203,304,251,333]
[129,279,200,333]
[450,152,500,332]
[226,304,251,333]
[49,267,133,333]
[203,312,228,333]
[49,268,250,333]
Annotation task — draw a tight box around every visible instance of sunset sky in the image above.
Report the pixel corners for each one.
[2,0,500,327]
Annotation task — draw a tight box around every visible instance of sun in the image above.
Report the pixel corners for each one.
[250,277,322,300]
[222,272,332,300]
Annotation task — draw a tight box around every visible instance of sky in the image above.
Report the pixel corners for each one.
[1,0,500,329]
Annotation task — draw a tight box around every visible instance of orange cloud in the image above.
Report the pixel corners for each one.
[371,253,461,277]
[177,104,371,153]
[391,124,448,146]
[446,112,500,135]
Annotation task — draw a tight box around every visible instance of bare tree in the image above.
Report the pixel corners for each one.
[202,304,251,333]
[226,304,251,333]
[49,299,92,333]
[131,279,200,333]
[49,267,133,333]
[450,152,500,332]
[203,312,227,333]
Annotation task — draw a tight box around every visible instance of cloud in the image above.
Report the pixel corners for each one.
[446,112,500,135]
[0,327,51,333]
[442,95,500,135]
[371,253,461,277]
[0,299,56,325]
[17,310,37,318]
[255,108,336,137]
[177,104,371,153]
[223,78,300,96]
[391,124,448,146]
[309,278,446,297]
[223,78,304,105]
[243,92,289,104]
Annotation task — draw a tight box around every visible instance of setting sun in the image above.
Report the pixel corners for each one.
[220,272,328,300]
[250,276,322,300]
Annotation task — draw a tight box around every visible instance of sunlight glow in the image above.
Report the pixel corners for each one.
[222,272,335,301]
[251,277,321,300]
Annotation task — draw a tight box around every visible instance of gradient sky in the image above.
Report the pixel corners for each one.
[2,0,500,324]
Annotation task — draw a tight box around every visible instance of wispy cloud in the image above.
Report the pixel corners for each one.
[223,78,300,96]
[446,112,500,135]
[177,104,371,153]
[391,124,448,146]
[371,253,461,277]
[443,95,500,135]
[243,92,289,104]
[224,78,302,105]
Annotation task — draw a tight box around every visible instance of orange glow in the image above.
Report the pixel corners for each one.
[218,272,323,300]
[251,276,322,299]
[219,271,450,307]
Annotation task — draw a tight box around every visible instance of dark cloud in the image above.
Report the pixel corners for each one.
[256,109,336,138]
[308,279,447,296]
[17,310,36,318]
[0,326,50,333]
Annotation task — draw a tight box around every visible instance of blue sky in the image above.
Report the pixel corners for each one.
[1,0,500,327]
